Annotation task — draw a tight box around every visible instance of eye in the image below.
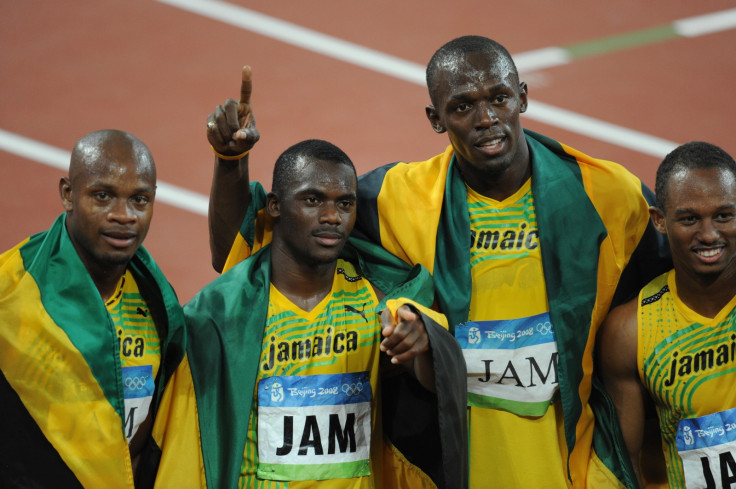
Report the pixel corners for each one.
[715,212,735,222]
[132,195,150,205]
[338,200,354,210]
[493,94,509,104]
[678,215,697,225]
[454,103,471,113]
[304,196,319,205]
[94,191,111,202]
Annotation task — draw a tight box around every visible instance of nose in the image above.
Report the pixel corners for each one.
[108,198,136,223]
[320,202,341,225]
[475,102,498,128]
[698,218,720,243]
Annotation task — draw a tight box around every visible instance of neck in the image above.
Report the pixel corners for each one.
[465,165,531,201]
[460,144,531,201]
[270,246,336,312]
[675,269,736,319]
[88,264,127,302]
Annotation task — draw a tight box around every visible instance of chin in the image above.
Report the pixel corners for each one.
[307,251,343,267]
[101,250,137,267]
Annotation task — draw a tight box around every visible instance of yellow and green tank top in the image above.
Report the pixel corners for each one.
[456,179,567,488]
[105,269,160,444]
[639,271,736,489]
[239,259,383,489]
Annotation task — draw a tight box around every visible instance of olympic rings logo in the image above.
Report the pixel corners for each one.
[342,381,364,396]
[536,321,553,335]
[124,376,149,390]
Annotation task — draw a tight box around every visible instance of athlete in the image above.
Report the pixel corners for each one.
[599,141,736,488]
[0,130,185,488]
[153,139,467,489]
[206,37,671,488]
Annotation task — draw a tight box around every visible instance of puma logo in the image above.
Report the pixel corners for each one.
[345,303,368,322]
[136,307,149,317]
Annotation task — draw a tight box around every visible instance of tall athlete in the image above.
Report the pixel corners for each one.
[153,139,467,488]
[207,36,671,488]
[599,142,736,488]
[0,129,185,488]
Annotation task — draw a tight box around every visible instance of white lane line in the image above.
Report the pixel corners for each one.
[156,0,426,85]
[526,102,677,158]
[157,0,681,158]
[674,8,736,37]
[0,129,209,216]
[514,47,572,72]
[0,129,70,171]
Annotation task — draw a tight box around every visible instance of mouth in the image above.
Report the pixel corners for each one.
[312,231,344,247]
[102,230,137,249]
[694,245,725,263]
[475,135,505,155]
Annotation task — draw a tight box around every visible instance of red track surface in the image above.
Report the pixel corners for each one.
[2,0,735,301]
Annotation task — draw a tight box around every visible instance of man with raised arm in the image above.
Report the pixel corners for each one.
[0,130,185,488]
[599,142,736,488]
[153,138,466,488]
[207,35,671,488]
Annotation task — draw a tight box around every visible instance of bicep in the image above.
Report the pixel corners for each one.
[598,300,647,460]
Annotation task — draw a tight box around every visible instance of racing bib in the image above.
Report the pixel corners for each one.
[455,312,559,416]
[122,364,154,442]
[677,407,736,488]
[256,372,372,481]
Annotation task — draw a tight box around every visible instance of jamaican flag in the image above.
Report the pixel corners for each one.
[0,213,185,489]
[153,241,468,489]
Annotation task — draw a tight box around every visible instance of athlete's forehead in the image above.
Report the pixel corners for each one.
[432,51,517,100]
[664,166,736,213]
[69,131,156,186]
[288,158,356,192]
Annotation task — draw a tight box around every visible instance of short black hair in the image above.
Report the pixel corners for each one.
[655,141,736,210]
[426,35,517,105]
[271,139,356,197]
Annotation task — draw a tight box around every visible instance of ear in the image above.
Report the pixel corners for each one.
[59,177,73,211]
[519,81,528,113]
[425,105,446,134]
[266,192,280,219]
[649,206,667,235]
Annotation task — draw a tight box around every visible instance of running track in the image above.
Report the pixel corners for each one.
[2,1,735,301]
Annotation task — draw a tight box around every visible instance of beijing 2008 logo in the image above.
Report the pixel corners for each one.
[682,426,694,446]
[468,326,481,345]
[270,382,284,403]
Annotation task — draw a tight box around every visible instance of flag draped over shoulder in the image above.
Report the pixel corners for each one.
[354,129,670,488]
[176,242,467,489]
[0,213,185,489]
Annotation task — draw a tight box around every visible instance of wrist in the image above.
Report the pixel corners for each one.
[212,146,249,161]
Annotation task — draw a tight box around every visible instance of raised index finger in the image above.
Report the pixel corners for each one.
[239,65,253,105]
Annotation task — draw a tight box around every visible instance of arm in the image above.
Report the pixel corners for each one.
[207,66,260,272]
[380,305,435,392]
[597,299,647,488]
